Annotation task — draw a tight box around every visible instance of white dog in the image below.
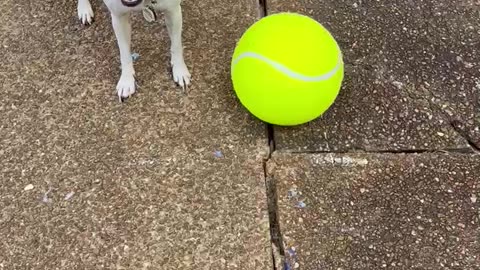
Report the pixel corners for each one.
[77,0,191,101]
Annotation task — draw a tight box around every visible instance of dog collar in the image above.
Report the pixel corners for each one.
[143,0,157,22]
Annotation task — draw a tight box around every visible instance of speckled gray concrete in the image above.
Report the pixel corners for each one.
[0,0,272,269]
[268,0,480,152]
[268,152,480,269]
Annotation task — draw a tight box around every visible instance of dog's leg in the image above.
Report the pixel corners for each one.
[78,0,94,25]
[110,13,136,100]
[164,4,191,91]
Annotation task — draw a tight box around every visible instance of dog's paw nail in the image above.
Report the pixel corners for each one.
[79,15,93,25]
[172,65,191,92]
[78,3,94,25]
[119,96,128,103]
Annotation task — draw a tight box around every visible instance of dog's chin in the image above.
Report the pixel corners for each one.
[121,0,143,7]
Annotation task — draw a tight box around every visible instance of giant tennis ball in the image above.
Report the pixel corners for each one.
[231,13,344,126]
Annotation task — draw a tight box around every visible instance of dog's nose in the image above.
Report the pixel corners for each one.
[121,0,143,7]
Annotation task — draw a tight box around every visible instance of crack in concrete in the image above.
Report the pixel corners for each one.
[262,120,285,270]
[263,161,284,270]
[449,120,480,152]
[258,0,268,17]
[281,147,476,155]
[254,1,286,269]
[403,82,480,153]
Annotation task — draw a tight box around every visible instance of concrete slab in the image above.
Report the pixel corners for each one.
[268,0,480,152]
[268,152,480,269]
[0,0,272,269]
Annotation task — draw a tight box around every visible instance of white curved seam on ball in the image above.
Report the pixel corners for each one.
[232,52,342,82]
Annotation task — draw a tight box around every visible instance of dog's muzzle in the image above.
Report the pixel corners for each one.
[121,0,143,7]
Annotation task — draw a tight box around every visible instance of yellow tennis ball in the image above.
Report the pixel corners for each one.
[231,12,344,126]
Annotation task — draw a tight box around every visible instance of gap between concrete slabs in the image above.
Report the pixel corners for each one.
[253,0,287,269]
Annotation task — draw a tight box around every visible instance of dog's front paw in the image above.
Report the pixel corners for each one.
[78,0,94,25]
[172,61,191,91]
[116,74,136,101]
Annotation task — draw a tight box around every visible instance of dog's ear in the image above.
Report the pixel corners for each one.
[121,0,143,7]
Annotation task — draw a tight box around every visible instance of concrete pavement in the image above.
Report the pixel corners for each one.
[269,0,480,152]
[269,153,479,269]
[0,0,271,269]
[1,0,479,269]
[265,1,480,269]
